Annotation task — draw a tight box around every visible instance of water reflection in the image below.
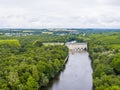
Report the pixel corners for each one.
[40,52,93,90]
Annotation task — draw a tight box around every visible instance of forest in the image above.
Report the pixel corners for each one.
[0,35,69,90]
[0,31,120,90]
[88,32,120,90]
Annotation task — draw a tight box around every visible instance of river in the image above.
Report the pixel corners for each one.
[41,51,93,90]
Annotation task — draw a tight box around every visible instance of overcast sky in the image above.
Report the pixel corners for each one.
[0,0,120,28]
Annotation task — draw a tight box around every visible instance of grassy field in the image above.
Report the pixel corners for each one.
[0,40,21,47]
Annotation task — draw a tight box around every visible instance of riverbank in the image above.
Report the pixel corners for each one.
[87,33,120,89]
[64,55,69,64]
[40,55,69,89]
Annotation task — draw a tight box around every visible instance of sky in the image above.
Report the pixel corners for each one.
[0,0,120,28]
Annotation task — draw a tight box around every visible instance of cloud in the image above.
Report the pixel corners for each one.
[97,0,120,6]
[0,0,120,28]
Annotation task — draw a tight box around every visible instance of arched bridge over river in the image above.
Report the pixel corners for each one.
[66,43,87,52]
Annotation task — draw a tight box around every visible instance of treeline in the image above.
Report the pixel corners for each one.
[0,34,76,43]
[0,36,68,90]
[88,32,120,90]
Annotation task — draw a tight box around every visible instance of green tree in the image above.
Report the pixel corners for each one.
[26,76,39,90]
[110,54,120,74]
[33,40,43,47]
[32,65,39,81]
[8,71,20,90]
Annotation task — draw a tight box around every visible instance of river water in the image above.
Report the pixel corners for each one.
[41,52,93,90]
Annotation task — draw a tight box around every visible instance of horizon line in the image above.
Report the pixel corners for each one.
[0,27,120,29]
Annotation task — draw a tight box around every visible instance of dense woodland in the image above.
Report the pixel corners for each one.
[0,35,69,90]
[0,32,120,90]
[88,32,120,90]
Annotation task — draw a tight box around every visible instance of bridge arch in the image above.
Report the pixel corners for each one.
[66,43,87,52]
